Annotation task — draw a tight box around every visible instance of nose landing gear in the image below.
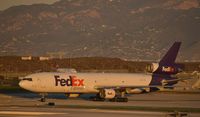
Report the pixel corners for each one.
[39,93,47,102]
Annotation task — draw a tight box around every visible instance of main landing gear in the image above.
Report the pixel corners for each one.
[90,96,128,102]
[110,92,128,102]
[90,92,128,102]
[109,97,128,102]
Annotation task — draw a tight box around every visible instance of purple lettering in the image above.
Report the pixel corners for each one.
[54,75,84,87]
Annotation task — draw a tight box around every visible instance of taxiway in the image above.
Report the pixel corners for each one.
[0,92,200,117]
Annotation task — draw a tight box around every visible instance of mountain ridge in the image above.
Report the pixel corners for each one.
[0,0,199,61]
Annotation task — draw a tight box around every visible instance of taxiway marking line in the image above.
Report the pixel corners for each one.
[89,109,164,115]
[0,111,67,115]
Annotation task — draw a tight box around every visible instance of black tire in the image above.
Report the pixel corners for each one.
[91,97,105,101]
[109,98,128,102]
[41,98,46,102]
[48,102,55,106]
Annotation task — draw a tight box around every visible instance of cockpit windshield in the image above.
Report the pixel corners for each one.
[22,78,32,81]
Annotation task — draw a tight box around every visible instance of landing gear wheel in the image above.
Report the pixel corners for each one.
[41,97,46,102]
[109,97,128,102]
[90,94,105,101]
[90,96,105,101]
[39,93,47,102]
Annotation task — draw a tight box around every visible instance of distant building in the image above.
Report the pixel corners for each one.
[39,56,50,61]
[47,52,65,59]
[21,56,32,60]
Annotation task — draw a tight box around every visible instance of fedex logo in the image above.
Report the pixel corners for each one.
[162,66,175,72]
[54,75,84,87]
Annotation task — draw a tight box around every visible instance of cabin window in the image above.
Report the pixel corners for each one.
[22,78,32,81]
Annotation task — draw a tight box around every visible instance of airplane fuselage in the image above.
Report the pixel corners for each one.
[19,72,152,93]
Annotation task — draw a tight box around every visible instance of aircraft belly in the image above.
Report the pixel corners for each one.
[40,84,97,93]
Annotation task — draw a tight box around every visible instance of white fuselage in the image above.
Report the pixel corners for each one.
[19,72,153,94]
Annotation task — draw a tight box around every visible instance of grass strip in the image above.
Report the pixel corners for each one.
[2,104,200,113]
[0,86,27,93]
[1,103,200,113]
[53,105,200,113]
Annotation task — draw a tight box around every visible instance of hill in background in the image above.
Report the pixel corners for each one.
[0,0,199,61]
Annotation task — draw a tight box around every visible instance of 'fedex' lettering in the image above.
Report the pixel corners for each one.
[54,75,84,87]
[162,66,175,72]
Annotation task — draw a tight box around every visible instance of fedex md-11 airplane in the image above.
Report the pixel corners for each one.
[19,42,185,102]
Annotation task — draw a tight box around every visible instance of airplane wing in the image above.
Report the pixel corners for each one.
[95,77,192,90]
[94,85,175,90]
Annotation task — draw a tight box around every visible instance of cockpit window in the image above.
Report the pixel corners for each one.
[22,78,32,81]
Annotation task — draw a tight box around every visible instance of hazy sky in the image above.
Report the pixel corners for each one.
[0,0,59,11]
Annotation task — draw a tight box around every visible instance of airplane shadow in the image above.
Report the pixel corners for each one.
[0,88,96,100]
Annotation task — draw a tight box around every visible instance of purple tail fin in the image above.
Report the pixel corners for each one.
[159,42,181,66]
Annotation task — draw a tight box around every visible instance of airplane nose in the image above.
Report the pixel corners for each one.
[19,80,34,91]
[19,81,25,88]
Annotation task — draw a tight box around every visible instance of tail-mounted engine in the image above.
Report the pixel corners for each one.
[146,63,183,74]
[146,63,159,73]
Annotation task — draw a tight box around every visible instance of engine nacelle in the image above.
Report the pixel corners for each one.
[146,63,182,74]
[146,63,159,73]
[99,89,116,99]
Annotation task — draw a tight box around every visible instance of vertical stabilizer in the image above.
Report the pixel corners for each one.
[159,42,181,66]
